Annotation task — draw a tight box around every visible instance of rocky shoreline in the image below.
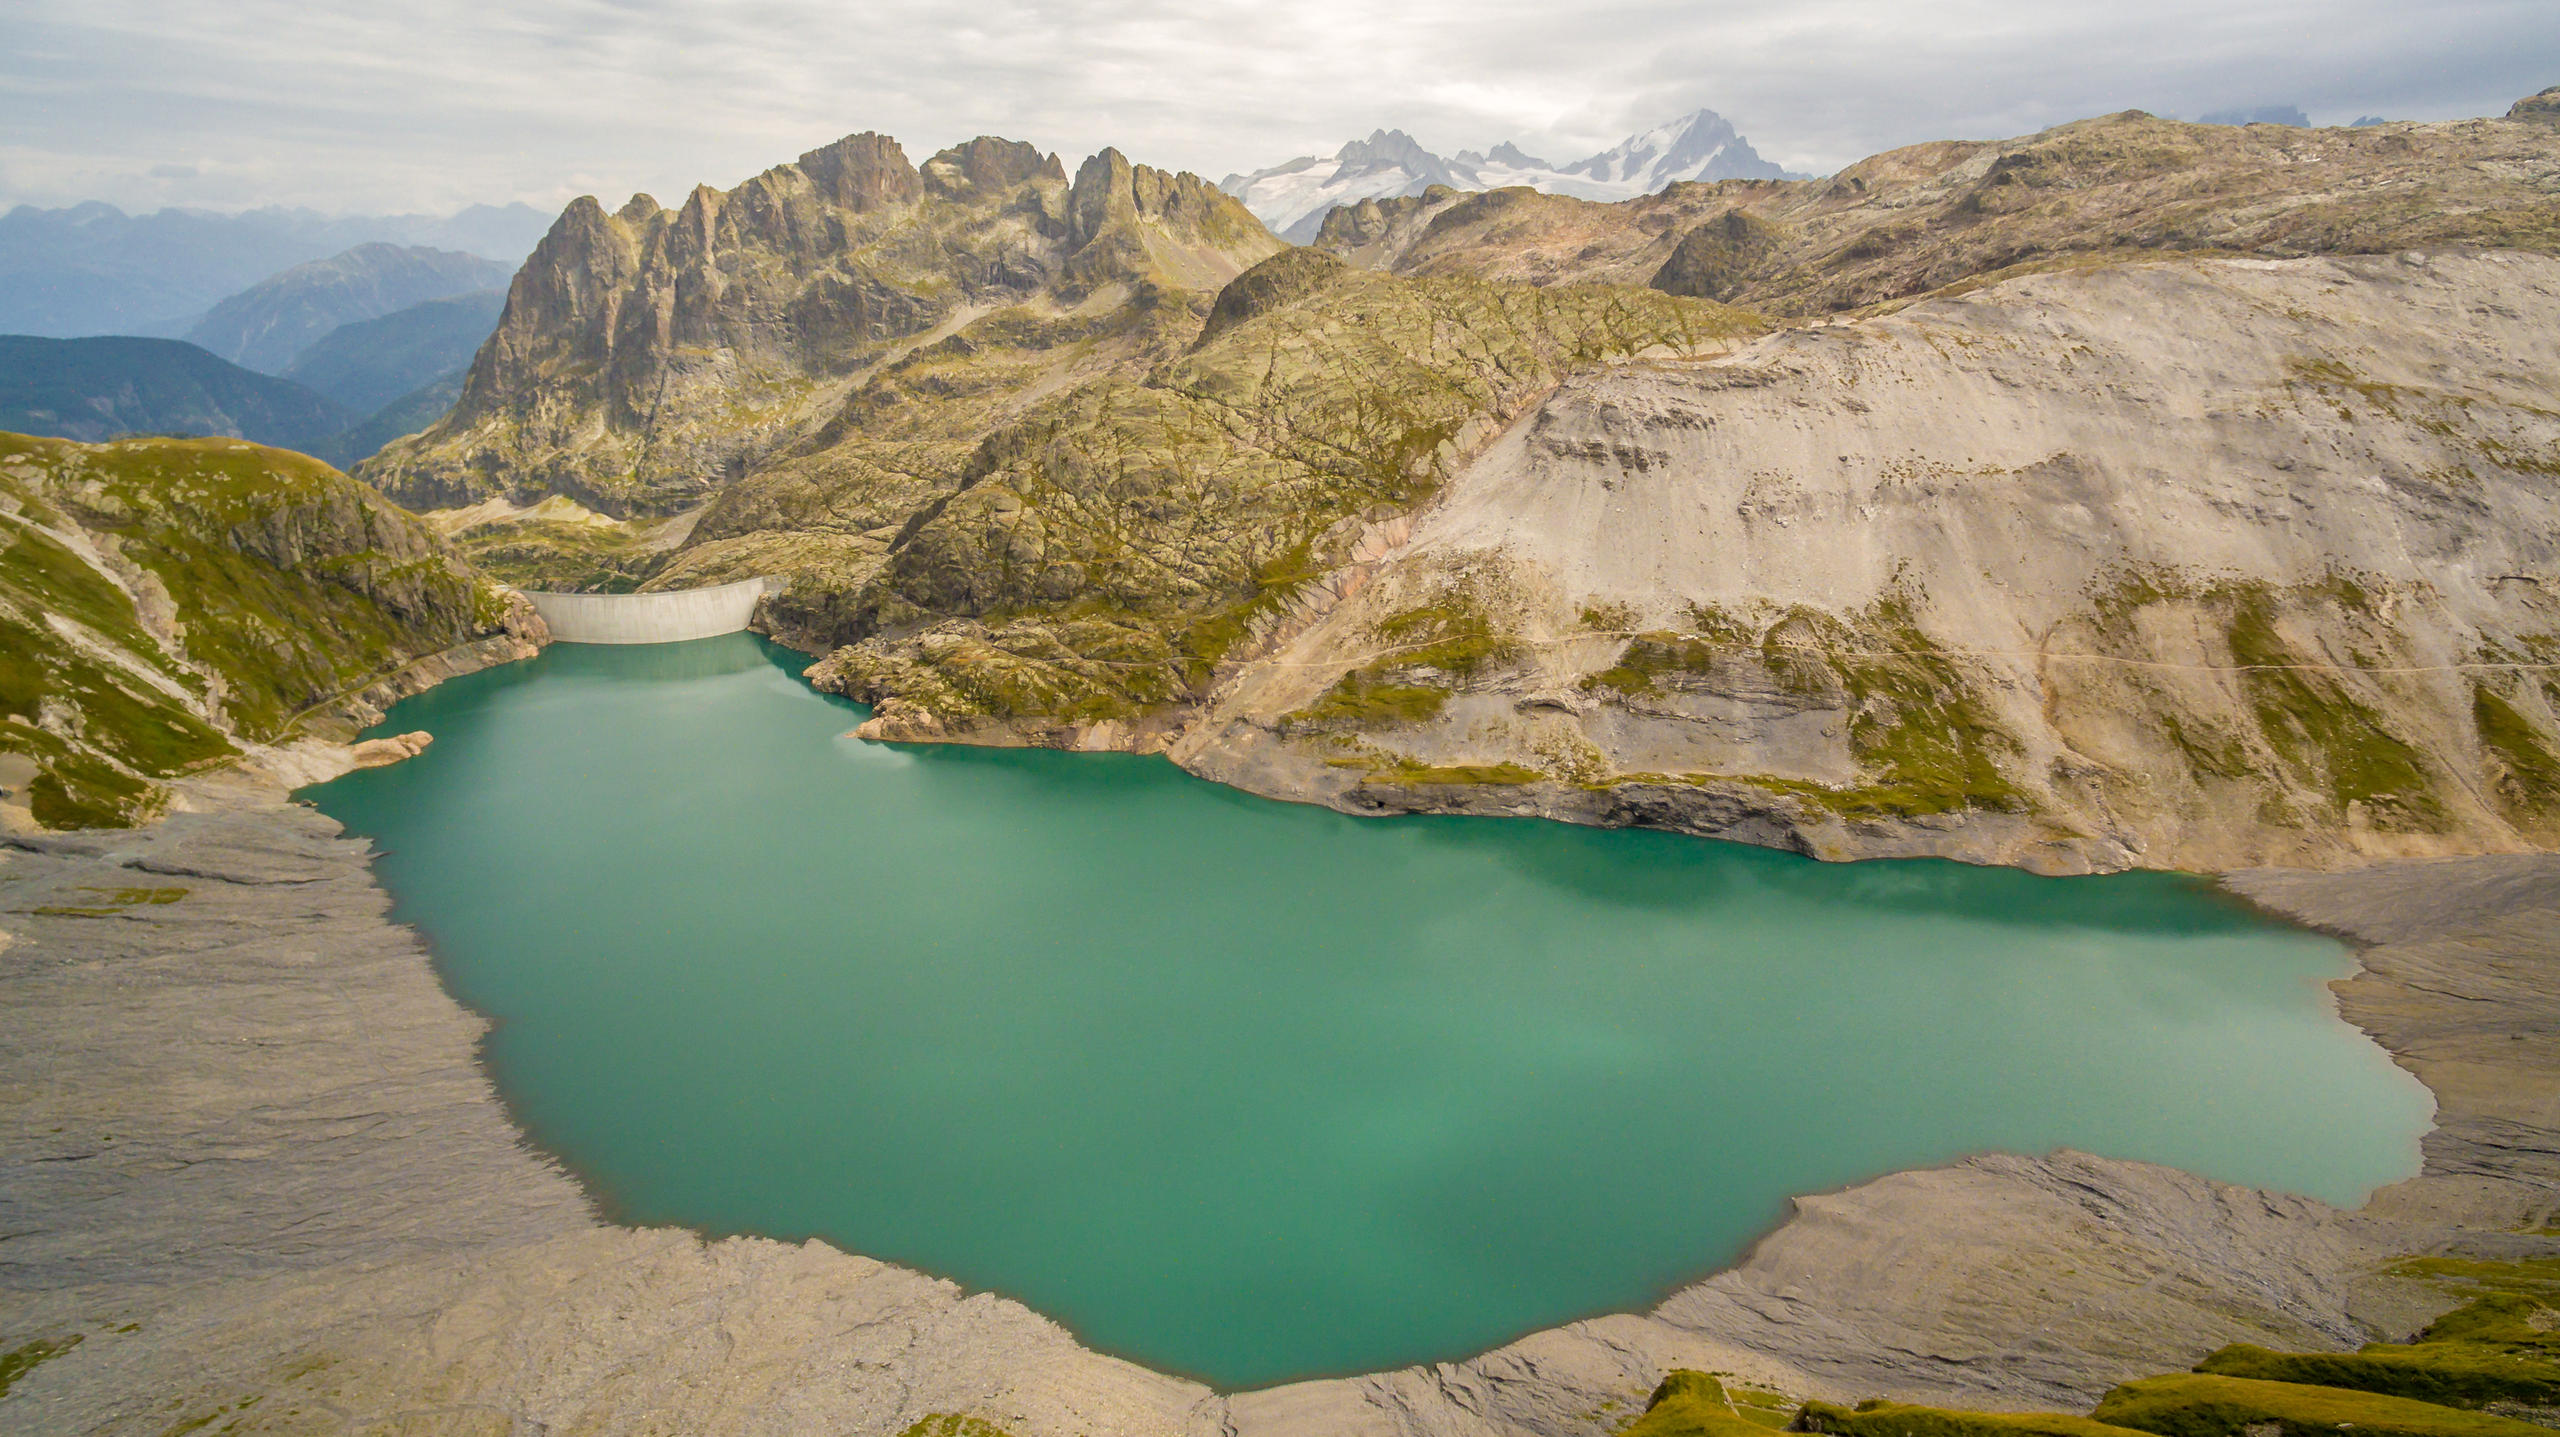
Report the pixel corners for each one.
[2,751,2554,1433]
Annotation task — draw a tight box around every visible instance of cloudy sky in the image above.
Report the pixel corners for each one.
[6,0,2554,217]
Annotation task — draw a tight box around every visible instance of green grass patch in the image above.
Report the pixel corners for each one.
[2196,1344,2560,1411]
[1289,592,1520,731]
[897,1418,1016,1437]
[1584,631,1724,696]
[2091,1373,2551,1437]
[2471,686,2560,818]
[0,1333,81,1399]
[24,885,188,918]
[1794,1398,2149,1437]
[2389,1256,2560,1303]
[1366,760,1544,786]
[1626,1372,1796,1437]
[2225,590,2442,830]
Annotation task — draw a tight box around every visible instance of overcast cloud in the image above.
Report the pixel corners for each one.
[5,0,2554,216]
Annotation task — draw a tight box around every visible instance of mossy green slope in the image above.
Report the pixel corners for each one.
[1793,1397,2153,1437]
[788,257,1756,738]
[1751,1298,2560,1437]
[1631,1372,1807,1437]
[2089,1373,2552,1437]
[2195,1295,2560,1409]
[0,431,503,827]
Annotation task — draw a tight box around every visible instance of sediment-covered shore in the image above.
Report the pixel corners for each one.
[2,773,2553,1435]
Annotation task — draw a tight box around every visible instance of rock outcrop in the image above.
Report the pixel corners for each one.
[1176,251,2560,872]
[360,133,1284,516]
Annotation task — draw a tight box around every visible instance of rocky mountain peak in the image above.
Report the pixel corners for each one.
[1068,147,1138,246]
[363,130,1280,515]
[924,138,1065,200]
[2511,85,2560,125]
[794,132,921,213]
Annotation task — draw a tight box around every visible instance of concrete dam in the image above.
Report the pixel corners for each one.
[519,577,777,645]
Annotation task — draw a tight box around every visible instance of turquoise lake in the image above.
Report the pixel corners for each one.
[304,633,2434,1389]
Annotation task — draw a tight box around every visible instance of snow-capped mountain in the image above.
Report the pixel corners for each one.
[1220,109,1790,243]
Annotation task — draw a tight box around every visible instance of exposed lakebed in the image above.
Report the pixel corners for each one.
[305,633,2432,1388]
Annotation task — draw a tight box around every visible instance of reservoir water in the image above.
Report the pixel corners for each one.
[304,633,2433,1389]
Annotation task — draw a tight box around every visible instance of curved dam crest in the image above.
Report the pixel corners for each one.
[301,633,2434,1388]
[517,576,778,644]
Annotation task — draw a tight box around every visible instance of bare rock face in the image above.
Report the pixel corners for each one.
[1648,208,1783,300]
[1177,252,2560,872]
[360,133,1283,517]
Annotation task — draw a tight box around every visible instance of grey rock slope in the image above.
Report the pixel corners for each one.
[183,243,512,375]
[280,287,504,414]
[2,773,2553,1434]
[1175,251,2560,874]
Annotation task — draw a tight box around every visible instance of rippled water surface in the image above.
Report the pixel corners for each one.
[306,633,2431,1388]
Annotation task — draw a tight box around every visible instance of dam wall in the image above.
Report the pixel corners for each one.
[519,577,775,645]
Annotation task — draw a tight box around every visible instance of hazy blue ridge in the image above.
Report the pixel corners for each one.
[283,288,504,414]
[325,366,467,467]
[0,335,350,452]
[185,244,512,375]
[0,200,548,338]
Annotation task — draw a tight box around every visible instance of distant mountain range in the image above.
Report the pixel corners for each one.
[2,277,508,468]
[0,200,548,338]
[1221,110,1793,242]
[186,244,511,375]
[281,288,506,414]
[0,336,352,455]
[0,225,518,471]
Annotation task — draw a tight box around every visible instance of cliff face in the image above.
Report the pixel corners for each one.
[1174,252,2560,872]
[1312,109,2560,316]
[0,433,528,828]
[360,134,1284,516]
